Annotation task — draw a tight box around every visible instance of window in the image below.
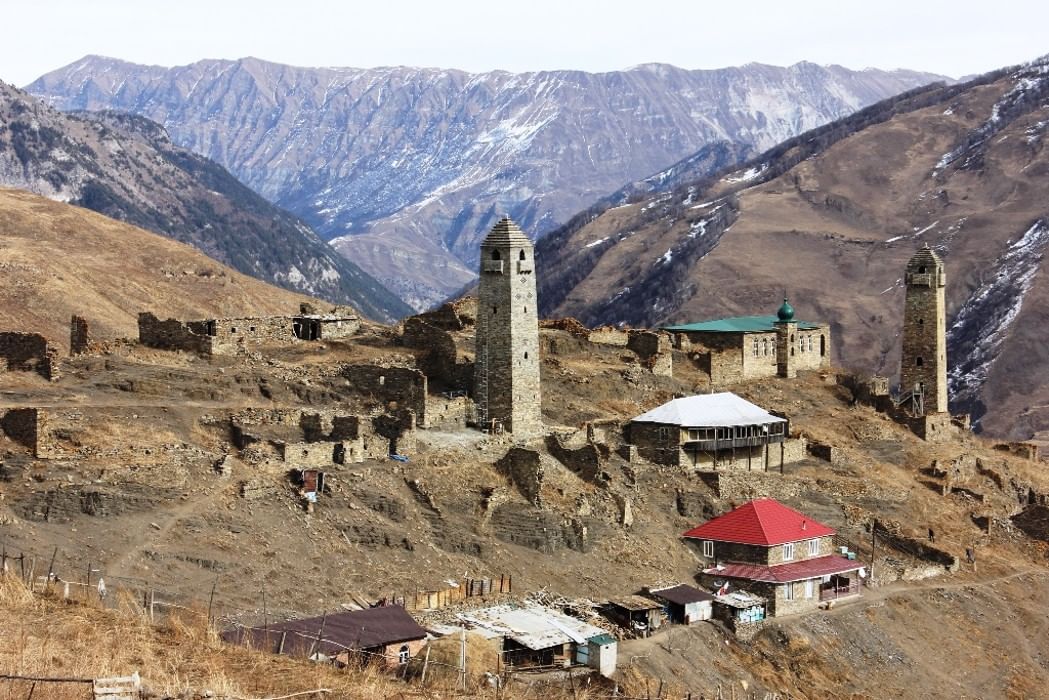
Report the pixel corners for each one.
[752,338,759,357]
[399,644,410,664]
[783,542,795,561]
[804,580,814,599]
[492,250,501,261]
[918,265,926,274]
[918,318,924,326]
[702,540,714,558]
[808,538,820,556]
[658,427,672,441]
[249,326,256,332]
[524,351,529,359]
[916,357,924,367]
[808,336,813,352]
[231,327,237,334]
[519,250,526,260]
[762,338,768,356]
[783,583,794,601]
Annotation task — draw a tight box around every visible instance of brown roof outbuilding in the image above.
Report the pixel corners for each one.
[224,606,426,657]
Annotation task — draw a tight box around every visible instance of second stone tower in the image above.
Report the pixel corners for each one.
[474,217,543,436]
[900,244,948,414]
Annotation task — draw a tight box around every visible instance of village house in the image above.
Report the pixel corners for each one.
[685,499,864,617]
[454,604,617,677]
[223,605,427,670]
[645,584,715,624]
[626,392,803,470]
[604,595,664,636]
[664,298,831,384]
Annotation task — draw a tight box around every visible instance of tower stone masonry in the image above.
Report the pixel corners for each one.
[474,217,543,436]
[774,298,797,379]
[900,244,948,414]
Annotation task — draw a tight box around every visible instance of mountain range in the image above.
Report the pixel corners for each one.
[28,56,948,309]
[535,57,1049,444]
[0,81,411,321]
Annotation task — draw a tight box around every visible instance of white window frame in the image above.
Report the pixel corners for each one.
[752,338,759,357]
[782,542,795,561]
[804,579,814,599]
[398,644,410,664]
[783,583,794,601]
[702,540,714,558]
[808,538,820,557]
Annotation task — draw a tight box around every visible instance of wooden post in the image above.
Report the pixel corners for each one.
[149,589,155,623]
[420,643,431,685]
[19,553,25,584]
[207,579,217,624]
[46,547,58,590]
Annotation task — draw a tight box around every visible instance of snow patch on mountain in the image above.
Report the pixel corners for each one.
[947,219,1049,425]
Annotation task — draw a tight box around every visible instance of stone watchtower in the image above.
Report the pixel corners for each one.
[774,298,797,378]
[900,244,948,414]
[474,217,543,436]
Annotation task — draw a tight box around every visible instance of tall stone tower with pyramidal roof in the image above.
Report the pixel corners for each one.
[900,244,948,414]
[474,217,542,436]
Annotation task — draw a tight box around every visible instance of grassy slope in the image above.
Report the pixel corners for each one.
[0,187,318,350]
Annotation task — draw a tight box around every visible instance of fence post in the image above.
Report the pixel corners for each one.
[46,547,58,591]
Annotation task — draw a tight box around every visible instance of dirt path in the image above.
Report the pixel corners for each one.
[104,477,235,580]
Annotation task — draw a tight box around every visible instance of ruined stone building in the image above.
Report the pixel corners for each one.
[900,245,948,415]
[664,299,830,385]
[138,305,360,356]
[474,217,543,436]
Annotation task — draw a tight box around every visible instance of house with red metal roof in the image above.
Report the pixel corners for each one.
[683,499,863,617]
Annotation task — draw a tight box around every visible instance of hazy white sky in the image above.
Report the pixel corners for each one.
[4,0,1046,86]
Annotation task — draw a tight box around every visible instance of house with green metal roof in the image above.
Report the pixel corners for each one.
[662,299,831,384]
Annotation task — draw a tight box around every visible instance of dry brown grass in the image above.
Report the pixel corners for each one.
[0,576,629,700]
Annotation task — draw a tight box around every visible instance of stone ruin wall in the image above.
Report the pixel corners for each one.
[402,317,473,392]
[342,364,429,428]
[0,332,60,380]
[70,315,90,355]
[138,312,212,354]
[1,408,43,457]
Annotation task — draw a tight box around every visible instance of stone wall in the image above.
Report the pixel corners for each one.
[343,365,429,428]
[0,332,60,380]
[496,448,545,506]
[627,422,682,466]
[698,470,805,501]
[402,317,473,391]
[1,408,42,456]
[587,327,629,346]
[204,317,296,355]
[909,412,953,442]
[70,315,90,355]
[546,434,607,482]
[138,312,212,354]
[626,330,673,377]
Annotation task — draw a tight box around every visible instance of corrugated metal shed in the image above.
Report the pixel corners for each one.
[663,315,821,333]
[631,393,786,428]
[457,604,609,651]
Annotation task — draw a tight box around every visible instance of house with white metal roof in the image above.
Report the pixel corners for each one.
[453,604,617,677]
[627,392,799,470]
